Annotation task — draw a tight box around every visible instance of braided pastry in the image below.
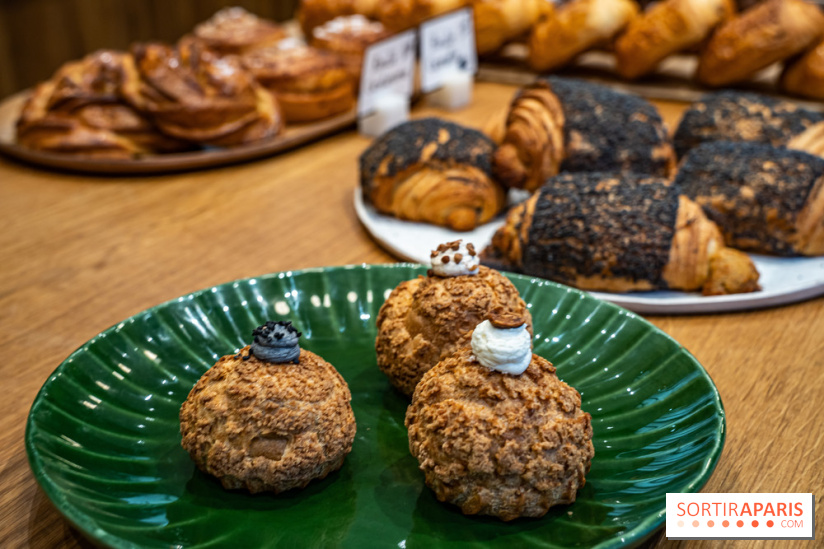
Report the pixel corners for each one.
[482,172,760,295]
[122,40,282,147]
[360,118,506,231]
[16,50,189,158]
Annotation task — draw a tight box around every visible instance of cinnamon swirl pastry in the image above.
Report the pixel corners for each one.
[16,50,188,158]
[243,42,355,123]
[190,7,288,55]
[360,118,506,231]
[298,0,382,36]
[310,15,390,89]
[675,141,824,256]
[482,172,760,295]
[492,77,676,191]
[123,41,282,147]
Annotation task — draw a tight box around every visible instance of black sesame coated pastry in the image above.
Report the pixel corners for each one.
[493,77,676,191]
[360,118,506,231]
[482,172,760,295]
[675,141,824,256]
[672,91,824,158]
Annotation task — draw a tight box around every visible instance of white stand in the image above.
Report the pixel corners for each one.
[358,93,410,137]
[426,70,473,111]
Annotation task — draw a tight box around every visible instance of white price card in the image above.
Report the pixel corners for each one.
[358,30,417,117]
[419,8,477,93]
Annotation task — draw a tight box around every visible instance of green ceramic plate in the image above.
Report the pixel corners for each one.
[26,264,725,549]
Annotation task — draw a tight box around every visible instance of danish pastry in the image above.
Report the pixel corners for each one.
[310,15,390,89]
[190,7,288,55]
[298,0,382,36]
[675,141,824,256]
[16,50,189,158]
[360,118,506,231]
[243,42,355,123]
[483,172,760,295]
[123,41,282,147]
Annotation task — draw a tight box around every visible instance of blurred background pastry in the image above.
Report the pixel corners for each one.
[189,7,289,56]
[377,0,467,32]
[242,41,355,123]
[675,141,824,256]
[16,50,189,158]
[483,172,760,295]
[360,118,506,231]
[528,0,638,73]
[615,0,735,80]
[673,91,824,158]
[782,38,824,101]
[309,15,391,90]
[696,0,824,87]
[375,240,532,396]
[298,0,382,36]
[473,0,551,56]
[406,314,592,520]
[123,40,282,147]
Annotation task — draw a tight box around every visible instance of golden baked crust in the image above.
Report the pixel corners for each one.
[360,118,506,231]
[191,7,288,55]
[528,0,638,72]
[179,346,356,493]
[696,0,824,87]
[492,81,565,191]
[782,39,824,101]
[375,266,532,397]
[242,43,355,123]
[377,0,468,32]
[615,0,735,80]
[124,40,282,147]
[406,348,594,521]
[16,50,189,158]
[310,15,390,88]
[472,0,551,56]
[482,173,760,294]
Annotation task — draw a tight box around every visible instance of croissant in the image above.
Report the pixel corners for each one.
[16,50,189,158]
[673,91,824,158]
[615,0,735,80]
[696,0,824,87]
[782,38,824,101]
[675,141,824,256]
[298,0,382,36]
[360,118,506,231]
[377,0,468,32]
[242,42,355,123]
[190,7,288,55]
[528,0,639,73]
[472,0,551,56]
[122,40,282,147]
[482,172,760,295]
[492,77,676,191]
[310,15,391,90]
[788,122,824,158]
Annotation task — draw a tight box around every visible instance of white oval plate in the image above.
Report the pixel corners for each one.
[355,189,824,314]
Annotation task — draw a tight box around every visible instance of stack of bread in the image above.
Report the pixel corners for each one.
[16,7,389,158]
[298,0,824,100]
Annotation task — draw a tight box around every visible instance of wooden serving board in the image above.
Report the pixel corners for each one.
[478,44,824,112]
[0,90,358,175]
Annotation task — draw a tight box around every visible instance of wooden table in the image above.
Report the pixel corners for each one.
[0,82,821,548]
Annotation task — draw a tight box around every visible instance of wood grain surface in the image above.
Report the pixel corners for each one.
[0,81,821,549]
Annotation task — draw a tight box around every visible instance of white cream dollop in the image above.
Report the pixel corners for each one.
[430,240,479,277]
[471,320,532,375]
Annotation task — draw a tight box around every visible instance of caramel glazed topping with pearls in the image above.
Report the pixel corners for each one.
[427,240,477,276]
